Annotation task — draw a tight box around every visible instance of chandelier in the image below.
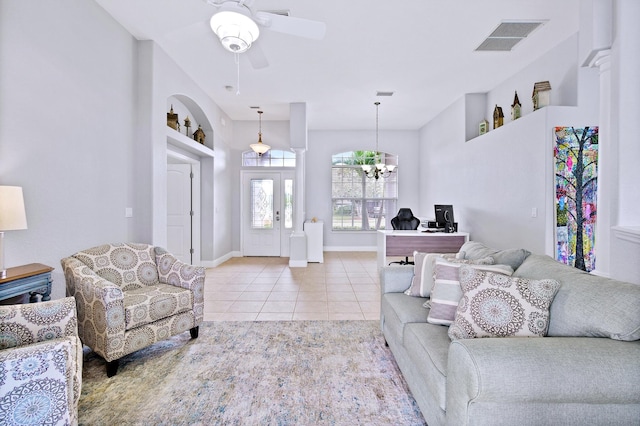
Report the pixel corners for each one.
[362,102,396,180]
[250,110,271,156]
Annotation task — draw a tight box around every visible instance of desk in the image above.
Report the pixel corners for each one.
[0,263,54,303]
[377,230,469,270]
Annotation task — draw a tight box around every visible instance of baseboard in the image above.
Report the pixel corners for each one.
[323,246,377,252]
[589,268,611,278]
[200,251,241,268]
[199,247,377,268]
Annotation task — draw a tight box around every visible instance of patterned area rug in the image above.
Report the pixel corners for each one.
[79,321,426,425]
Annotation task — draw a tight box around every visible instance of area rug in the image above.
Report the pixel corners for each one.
[79,321,426,425]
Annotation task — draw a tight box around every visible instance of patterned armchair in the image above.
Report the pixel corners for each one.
[0,297,82,426]
[61,243,204,377]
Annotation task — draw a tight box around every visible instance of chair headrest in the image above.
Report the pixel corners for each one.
[397,208,414,220]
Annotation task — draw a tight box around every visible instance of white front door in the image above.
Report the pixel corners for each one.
[167,163,193,263]
[242,171,294,257]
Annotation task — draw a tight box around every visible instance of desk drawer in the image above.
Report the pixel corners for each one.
[386,235,466,257]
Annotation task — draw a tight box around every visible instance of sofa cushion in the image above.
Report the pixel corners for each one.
[404,323,451,411]
[448,266,560,340]
[72,243,159,291]
[514,254,640,341]
[459,241,531,270]
[427,259,513,326]
[123,284,194,330]
[381,293,429,343]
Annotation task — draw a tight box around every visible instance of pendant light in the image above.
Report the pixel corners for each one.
[362,102,396,179]
[250,110,271,156]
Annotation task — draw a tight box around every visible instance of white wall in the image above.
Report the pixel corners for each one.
[419,34,596,255]
[484,34,580,120]
[421,103,594,255]
[134,41,235,266]
[306,130,420,249]
[0,1,137,298]
[0,2,238,300]
[226,124,421,251]
[228,120,290,252]
[609,0,640,283]
[419,1,640,284]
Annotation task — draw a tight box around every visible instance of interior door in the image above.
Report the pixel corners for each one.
[242,171,294,256]
[167,163,192,263]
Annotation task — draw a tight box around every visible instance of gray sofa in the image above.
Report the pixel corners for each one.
[380,242,640,426]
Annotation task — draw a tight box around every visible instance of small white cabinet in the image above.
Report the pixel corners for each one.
[304,220,324,263]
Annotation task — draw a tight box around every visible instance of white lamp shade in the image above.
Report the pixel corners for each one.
[250,142,271,155]
[210,10,260,53]
[0,186,28,231]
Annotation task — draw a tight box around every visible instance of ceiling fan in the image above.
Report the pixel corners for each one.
[205,0,326,69]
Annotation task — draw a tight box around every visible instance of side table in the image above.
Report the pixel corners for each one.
[0,263,54,303]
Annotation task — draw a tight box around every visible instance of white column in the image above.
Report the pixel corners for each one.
[289,148,307,267]
[589,50,612,277]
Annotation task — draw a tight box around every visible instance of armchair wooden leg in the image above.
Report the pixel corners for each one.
[106,360,119,377]
[190,326,199,339]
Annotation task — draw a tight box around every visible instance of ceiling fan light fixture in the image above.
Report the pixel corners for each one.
[210,10,260,53]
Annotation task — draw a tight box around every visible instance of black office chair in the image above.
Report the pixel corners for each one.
[389,208,421,265]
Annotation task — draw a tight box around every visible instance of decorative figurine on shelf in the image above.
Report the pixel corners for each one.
[493,105,504,129]
[479,119,489,136]
[511,91,522,121]
[184,116,191,137]
[167,105,179,131]
[532,81,551,110]
[193,125,206,145]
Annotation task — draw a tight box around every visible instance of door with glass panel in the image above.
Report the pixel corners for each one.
[241,171,294,256]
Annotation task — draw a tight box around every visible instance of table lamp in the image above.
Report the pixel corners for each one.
[0,186,28,279]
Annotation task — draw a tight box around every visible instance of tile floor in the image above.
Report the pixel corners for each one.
[203,251,381,321]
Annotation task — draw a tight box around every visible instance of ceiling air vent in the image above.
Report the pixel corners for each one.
[475,21,545,52]
[376,91,394,97]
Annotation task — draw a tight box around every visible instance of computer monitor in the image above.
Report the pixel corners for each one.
[434,204,455,232]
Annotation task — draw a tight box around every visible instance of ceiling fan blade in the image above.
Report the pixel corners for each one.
[247,42,269,69]
[256,11,326,40]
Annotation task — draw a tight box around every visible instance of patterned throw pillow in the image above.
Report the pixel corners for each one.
[448,266,560,340]
[427,258,512,326]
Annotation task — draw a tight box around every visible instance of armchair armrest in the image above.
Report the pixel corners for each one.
[155,248,205,325]
[60,257,126,359]
[380,265,414,294]
[446,337,640,425]
[154,247,205,300]
[0,297,78,350]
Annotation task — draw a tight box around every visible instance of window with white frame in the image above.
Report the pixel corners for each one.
[242,149,296,167]
[331,150,398,231]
